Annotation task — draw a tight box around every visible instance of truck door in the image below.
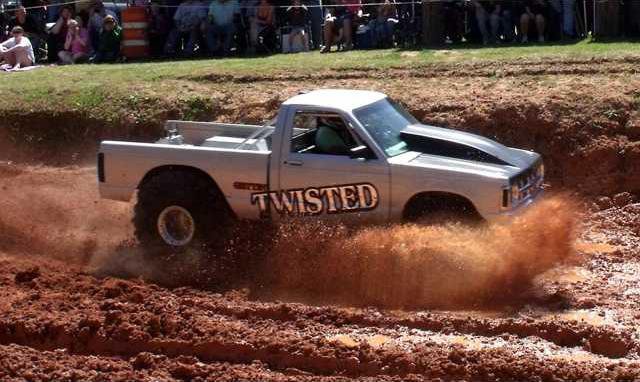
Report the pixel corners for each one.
[262,109,390,223]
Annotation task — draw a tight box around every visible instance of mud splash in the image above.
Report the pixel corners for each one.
[0,163,131,263]
[0,163,579,309]
[267,196,578,309]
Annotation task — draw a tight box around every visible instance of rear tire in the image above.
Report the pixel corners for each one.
[133,171,233,260]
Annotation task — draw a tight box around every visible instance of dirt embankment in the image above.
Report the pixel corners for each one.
[1,58,640,196]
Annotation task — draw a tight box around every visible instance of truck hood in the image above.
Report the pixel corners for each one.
[400,124,538,169]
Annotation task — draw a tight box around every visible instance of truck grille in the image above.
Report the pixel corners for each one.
[511,160,544,204]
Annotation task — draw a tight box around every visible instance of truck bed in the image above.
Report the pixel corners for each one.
[159,120,275,152]
[99,120,274,219]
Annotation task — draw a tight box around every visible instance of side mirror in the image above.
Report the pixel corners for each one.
[350,145,376,160]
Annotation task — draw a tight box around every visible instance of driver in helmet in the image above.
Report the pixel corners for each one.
[315,116,354,155]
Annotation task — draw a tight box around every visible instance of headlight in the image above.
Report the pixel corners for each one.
[539,164,545,178]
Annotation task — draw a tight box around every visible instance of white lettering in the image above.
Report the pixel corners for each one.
[357,184,379,209]
[339,185,359,210]
[320,187,341,213]
[304,188,323,214]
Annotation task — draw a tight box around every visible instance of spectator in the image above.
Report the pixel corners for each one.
[19,0,46,28]
[519,0,547,42]
[8,6,44,57]
[250,0,275,53]
[321,0,361,53]
[149,5,171,57]
[443,0,464,44]
[0,26,35,69]
[494,1,516,42]
[471,0,500,44]
[371,0,397,48]
[92,15,121,62]
[45,0,65,23]
[9,6,42,36]
[48,5,72,62]
[206,0,239,56]
[285,0,309,52]
[165,0,207,56]
[561,0,575,38]
[88,0,118,55]
[58,19,89,64]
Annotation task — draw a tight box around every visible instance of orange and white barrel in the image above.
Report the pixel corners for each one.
[121,7,149,59]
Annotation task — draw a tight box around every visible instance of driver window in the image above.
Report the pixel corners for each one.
[290,111,358,156]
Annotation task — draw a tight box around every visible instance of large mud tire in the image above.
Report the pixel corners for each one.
[133,171,232,260]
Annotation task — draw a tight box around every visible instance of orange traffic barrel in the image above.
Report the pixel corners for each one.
[121,7,149,59]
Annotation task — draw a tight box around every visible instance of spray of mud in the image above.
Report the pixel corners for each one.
[266,196,579,309]
[0,162,579,309]
[0,162,132,264]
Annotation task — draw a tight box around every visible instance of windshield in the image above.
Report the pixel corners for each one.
[353,98,418,157]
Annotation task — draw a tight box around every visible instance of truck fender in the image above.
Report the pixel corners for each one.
[138,165,235,217]
[402,191,483,222]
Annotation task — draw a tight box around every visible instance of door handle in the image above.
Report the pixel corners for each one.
[285,160,303,166]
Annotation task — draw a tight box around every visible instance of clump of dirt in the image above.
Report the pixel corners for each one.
[267,196,578,309]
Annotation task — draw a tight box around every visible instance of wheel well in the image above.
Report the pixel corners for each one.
[138,165,232,213]
[403,192,483,222]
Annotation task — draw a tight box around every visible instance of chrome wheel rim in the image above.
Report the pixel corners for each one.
[157,206,195,247]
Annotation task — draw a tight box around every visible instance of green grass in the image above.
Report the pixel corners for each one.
[1,38,638,116]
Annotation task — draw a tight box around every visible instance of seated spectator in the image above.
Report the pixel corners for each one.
[321,0,361,53]
[371,0,397,48]
[519,0,547,42]
[250,0,276,53]
[165,0,207,57]
[471,0,499,44]
[206,0,239,56]
[0,26,35,70]
[149,5,171,57]
[8,6,44,58]
[48,5,73,62]
[88,1,118,54]
[58,19,89,64]
[285,0,309,52]
[92,15,122,63]
[442,0,464,44]
[560,0,576,38]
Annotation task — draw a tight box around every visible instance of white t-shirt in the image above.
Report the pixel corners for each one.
[0,36,35,64]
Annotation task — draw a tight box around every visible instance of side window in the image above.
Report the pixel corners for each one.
[289,111,359,156]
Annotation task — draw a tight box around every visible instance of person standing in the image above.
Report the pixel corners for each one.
[206,0,239,56]
[285,0,310,52]
[164,0,207,56]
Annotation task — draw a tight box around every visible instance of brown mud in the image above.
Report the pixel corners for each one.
[0,161,639,381]
[1,58,640,380]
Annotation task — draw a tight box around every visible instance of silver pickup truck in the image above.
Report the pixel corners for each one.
[98,89,544,251]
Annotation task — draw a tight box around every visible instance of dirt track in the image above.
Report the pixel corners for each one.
[1,57,640,381]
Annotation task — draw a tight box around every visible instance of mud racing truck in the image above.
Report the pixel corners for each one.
[98,89,544,251]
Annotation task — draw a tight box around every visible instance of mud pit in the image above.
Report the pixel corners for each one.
[2,58,640,381]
